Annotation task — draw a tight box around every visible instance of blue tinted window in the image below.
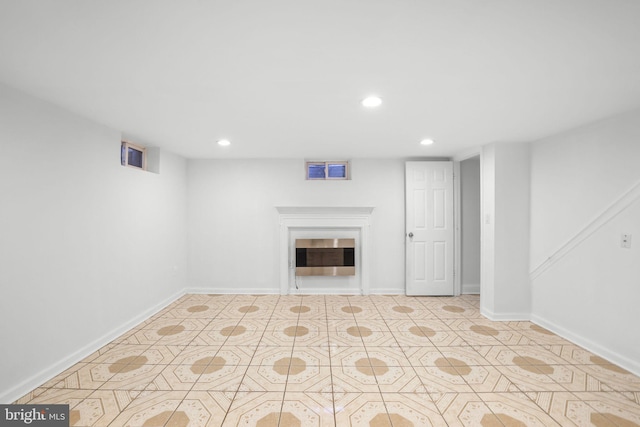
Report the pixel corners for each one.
[308,164,326,179]
[327,164,346,178]
[128,147,144,168]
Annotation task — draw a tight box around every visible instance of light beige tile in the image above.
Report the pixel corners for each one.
[478,391,563,426]
[223,392,285,426]
[150,364,201,391]
[170,346,222,365]
[578,363,640,392]
[331,357,381,393]
[100,363,166,391]
[135,345,183,365]
[458,365,519,393]
[358,330,399,347]
[13,387,50,404]
[13,294,640,426]
[280,391,335,427]
[290,345,331,366]
[353,319,391,331]
[432,392,498,427]
[333,392,391,427]
[241,365,288,392]
[413,366,474,394]
[326,302,362,319]
[20,388,93,406]
[436,346,492,367]
[68,389,139,427]
[107,390,187,427]
[285,365,333,392]
[455,330,502,346]
[251,346,294,366]
[91,344,149,365]
[380,392,448,427]
[191,363,247,392]
[52,363,117,390]
[495,365,567,392]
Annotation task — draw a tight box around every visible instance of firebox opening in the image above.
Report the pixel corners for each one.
[295,238,356,276]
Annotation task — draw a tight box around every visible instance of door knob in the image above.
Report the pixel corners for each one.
[408,232,414,238]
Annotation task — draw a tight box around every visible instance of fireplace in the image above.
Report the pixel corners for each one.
[277,206,374,294]
[295,238,355,276]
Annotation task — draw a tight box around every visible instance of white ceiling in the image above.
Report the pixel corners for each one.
[2,0,640,159]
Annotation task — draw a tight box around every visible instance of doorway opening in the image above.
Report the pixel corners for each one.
[460,155,481,294]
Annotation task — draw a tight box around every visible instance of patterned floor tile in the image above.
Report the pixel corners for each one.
[528,390,640,426]
[333,392,391,427]
[18,388,93,406]
[431,392,497,427]
[167,391,232,427]
[150,364,203,391]
[380,392,448,427]
[578,363,640,392]
[12,294,640,427]
[495,364,567,392]
[241,365,288,392]
[331,352,381,393]
[413,366,474,394]
[285,365,333,393]
[68,389,139,427]
[275,392,335,427]
[50,363,118,390]
[170,346,222,366]
[192,363,247,392]
[99,363,166,391]
[290,345,331,366]
[13,387,51,404]
[478,391,563,426]
[458,365,519,393]
[106,390,188,427]
[223,391,285,426]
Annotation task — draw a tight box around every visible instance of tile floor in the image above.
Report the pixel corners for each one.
[15,294,640,426]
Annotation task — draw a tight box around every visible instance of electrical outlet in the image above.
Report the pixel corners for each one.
[621,234,632,249]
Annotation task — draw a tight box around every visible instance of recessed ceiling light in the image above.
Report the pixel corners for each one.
[420,138,435,146]
[362,96,382,108]
[217,139,231,146]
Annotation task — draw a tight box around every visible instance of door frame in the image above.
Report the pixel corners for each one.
[453,147,482,296]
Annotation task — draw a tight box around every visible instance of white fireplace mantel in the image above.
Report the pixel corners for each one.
[276,206,374,295]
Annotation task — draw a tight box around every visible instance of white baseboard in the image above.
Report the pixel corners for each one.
[369,288,404,295]
[0,289,185,404]
[462,283,480,294]
[185,287,280,295]
[287,287,361,295]
[480,307,530,321]
[531,314,640,377]
[188,287,404,296]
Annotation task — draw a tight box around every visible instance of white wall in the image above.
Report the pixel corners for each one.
[187,158,406,294]
[460,156,481,293]
[481,143,531,319]
[0,84,188,402]
[530,108,640,374]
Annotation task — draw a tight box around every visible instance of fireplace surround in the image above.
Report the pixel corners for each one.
[277,207,374,294]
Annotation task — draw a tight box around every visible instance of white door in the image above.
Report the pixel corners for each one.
[406,161,455,296]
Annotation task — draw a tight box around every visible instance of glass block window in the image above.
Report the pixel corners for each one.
[305,161,349,180]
